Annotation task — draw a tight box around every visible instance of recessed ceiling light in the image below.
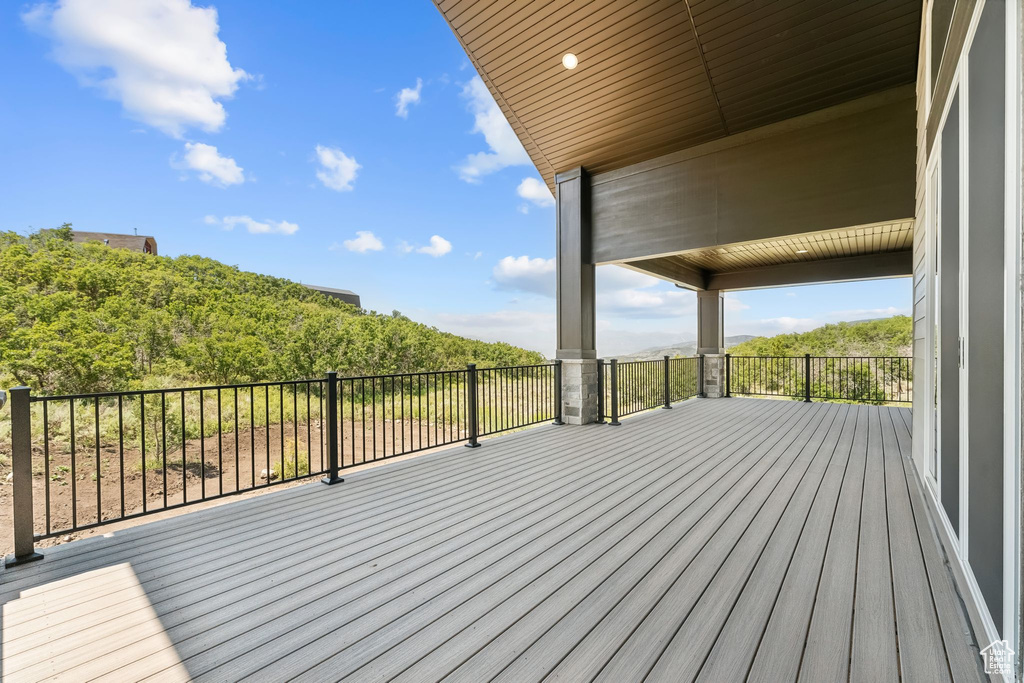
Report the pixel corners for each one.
[796,249,809,254]
[562,53,578,70]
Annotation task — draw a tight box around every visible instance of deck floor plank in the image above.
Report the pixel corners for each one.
[880,402,951,683]
[849,406,900,683]
[0,399,985,683]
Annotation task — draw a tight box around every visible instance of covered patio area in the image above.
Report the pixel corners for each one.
[0,398,985,681]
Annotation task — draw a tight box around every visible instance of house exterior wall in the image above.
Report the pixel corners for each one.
[915,0,1022,662]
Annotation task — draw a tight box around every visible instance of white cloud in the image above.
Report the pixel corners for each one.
[429,310,555,356]
[395,78,422,118]
[456,76,531,183]
[493,256,555,297]
[207,215,298,235]
[340,230,384,253]
[314,144,360,192]
[417,235,452,257]
[179,142,243,186]
[397,240,414,254]
[516,177,554,207]
[24,0,249,138]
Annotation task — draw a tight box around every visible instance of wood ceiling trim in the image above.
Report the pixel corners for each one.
[434,0,920,187]
[723,65,916,129]
[698,0,871,49]
[509,40,700,118]
[548,110,724,171]
[467,0,630,71]
[570,121,725,174]
[681,0,729,134]
[705,7,919,81]
[500,25,698,111]
[495,2,687,94]
[544,104,725,164]
[528,67,710,142]
[715,43,918,108]
[431,1,555,187]
[533,73,714,151]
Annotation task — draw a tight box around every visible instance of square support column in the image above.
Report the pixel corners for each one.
[702,354,726,399]
[560,358,599,424]
[555,167,598,423]
[697,289,725,355]
[697,290,726,398]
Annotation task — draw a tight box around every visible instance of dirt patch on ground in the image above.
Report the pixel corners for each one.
[0,417,467,554]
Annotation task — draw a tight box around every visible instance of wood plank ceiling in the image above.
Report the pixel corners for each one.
[433,0,921,189]
[628,219,914,278]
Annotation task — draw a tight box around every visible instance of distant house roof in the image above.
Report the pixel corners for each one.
[305,285,360,308]
[72,231,157,255]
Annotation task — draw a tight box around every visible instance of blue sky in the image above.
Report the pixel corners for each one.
[0,0,911,357]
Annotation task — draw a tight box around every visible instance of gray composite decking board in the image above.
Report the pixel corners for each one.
[4,401,725,616]
[585,403,839,683]
[0,399,985,683]
[473,403,832,683]
[850,407,900,682]
[402,403,833,683]
[695,404,860,681]
[4,400,744,659]
[641,404,846,682]
[1,417,589,595]
[485,402,830,683]
[745,406,864,683]
[797,397,871,682]
[880,404,952,683]
[123,405,785,682]
[232,402,813,683]
[81,400,790,682]
[13,400,763,681]
[889,410,987,683]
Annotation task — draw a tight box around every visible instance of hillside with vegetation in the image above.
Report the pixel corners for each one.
[0,225,544,395]
[727,316,913,358]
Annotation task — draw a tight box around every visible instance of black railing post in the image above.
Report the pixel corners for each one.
[725,353,731,397]
[699,354,706,398]
[662,356,672,409]
[466,363,481,447]
[5,386,43,567]
[596,359,606,423]
[552,360,564,425]
[804,353,812,403]
[609,359,621,426]
[322,372,344,484]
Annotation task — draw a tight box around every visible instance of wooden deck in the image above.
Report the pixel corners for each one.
[0,398,987,682]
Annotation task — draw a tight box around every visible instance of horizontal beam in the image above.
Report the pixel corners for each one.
[619,258,707,291]
[706,250,913,291]
[589,95,916,264]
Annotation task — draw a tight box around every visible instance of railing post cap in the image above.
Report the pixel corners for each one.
[466,362,476,369]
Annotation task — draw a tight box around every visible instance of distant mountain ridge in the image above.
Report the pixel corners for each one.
[613,335,756,360]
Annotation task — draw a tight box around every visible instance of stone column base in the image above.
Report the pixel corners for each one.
[560,358,599,424]
[702,354,726,398]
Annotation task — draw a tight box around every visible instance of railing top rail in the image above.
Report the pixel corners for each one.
[475,362,558,371]
[728,355,912,359]
[606,357,694,365]
[28,377,330,402]
[21,362,560,402]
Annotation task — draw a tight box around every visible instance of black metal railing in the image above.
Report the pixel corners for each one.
[726,354,913,404]
[598,355,702,424]
[3,362,561,556]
